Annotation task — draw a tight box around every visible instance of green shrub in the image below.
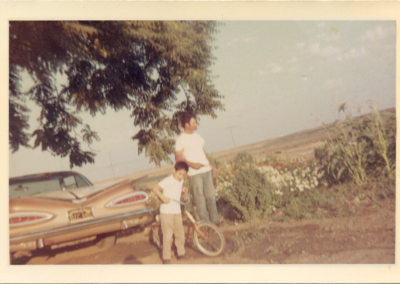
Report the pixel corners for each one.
[232,152,253,171]
[208,153,224,170]
[320,104,396,185]
[226,165,273,221]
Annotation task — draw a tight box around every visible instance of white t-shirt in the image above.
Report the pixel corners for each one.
[158,175,184,214]
[175,133,211,176]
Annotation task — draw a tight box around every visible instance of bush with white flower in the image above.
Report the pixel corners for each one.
[258,162,325,196]
[211,152,328,221]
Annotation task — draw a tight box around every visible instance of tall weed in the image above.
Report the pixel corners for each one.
[319,103,396,185]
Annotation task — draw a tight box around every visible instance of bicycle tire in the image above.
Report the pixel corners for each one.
[149,226,163,249]
[193,222,225,257]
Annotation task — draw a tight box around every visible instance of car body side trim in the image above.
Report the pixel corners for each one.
[10,207,155,243]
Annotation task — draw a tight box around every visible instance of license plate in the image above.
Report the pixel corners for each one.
[68,207,94,223]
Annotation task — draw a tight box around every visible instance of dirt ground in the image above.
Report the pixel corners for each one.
[13,196,394,265]
[12,108,396,265]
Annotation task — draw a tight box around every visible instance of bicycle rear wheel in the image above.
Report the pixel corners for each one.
[193,222,225,257]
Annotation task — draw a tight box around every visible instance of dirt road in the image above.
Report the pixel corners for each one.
[14,197,394,265]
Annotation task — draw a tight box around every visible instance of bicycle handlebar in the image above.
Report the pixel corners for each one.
[171,193,190,206]
[216,174,225,182]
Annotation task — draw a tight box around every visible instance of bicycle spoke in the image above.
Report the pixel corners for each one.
[193,222,225,257]
[199,239,220,252]
[198,228,221,252]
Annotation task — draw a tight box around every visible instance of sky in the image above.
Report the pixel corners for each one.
[9,21,396,183]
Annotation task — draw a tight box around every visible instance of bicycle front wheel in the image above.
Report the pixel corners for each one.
[193,222,225,257]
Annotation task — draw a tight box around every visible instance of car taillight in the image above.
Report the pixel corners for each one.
[9,212,53,227]
[117,195,146,204]
[107,191,148,208]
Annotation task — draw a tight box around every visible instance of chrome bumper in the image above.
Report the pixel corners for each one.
[10,207,155,244]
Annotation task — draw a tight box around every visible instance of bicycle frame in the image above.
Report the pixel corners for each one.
[182,210,207,243]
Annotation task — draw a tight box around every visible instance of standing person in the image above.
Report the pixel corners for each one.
[175,113,220,225]
[152,161,192,264]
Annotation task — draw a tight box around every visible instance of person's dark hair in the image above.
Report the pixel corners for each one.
[174,161,189,172]
[181,113,196,129]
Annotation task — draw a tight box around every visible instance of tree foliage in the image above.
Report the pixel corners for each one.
[9,21,224,168]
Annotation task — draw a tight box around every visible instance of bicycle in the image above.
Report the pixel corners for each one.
[147,195,225,257]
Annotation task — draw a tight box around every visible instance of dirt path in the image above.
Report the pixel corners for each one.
[15,197,394,265]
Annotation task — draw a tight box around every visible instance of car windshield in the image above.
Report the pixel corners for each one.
[9,173,92,198]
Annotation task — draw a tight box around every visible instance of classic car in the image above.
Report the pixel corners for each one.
[9,171,154,259]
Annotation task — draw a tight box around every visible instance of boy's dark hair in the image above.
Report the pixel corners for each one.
[174,161,189,172]
[181,113,196,129]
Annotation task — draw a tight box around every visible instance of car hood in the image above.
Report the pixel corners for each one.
[32,179,129,201]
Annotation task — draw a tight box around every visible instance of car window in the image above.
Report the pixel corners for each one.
[63,176,77,189]
[9,179,62,198]
[75,175,91,187]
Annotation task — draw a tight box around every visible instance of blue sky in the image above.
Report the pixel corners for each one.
[9,21,396,183]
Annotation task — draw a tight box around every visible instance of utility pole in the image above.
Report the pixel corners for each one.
[109,152,115,178]
[226,126,237,154]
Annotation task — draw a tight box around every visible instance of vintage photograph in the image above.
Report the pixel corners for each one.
[9,19,396,267]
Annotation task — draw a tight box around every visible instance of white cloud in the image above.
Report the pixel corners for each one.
[271,64,283,73]
[323,78,343,90]
[309,42,341,55]
[296,42,306,49]
[242,37,257,43]
[336,47,367,61]
[287,57,298,64]
[227,37,239,46]
[266,63,283,73]
[358,25,395,42]
[228,33,259,46]
[316,33,341,42]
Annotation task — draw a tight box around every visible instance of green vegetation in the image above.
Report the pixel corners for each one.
[10,21,223,168]
[318,104,396,185]
[213,106,395,224]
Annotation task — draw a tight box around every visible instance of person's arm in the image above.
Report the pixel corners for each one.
[152,185,170,204]
[182,186,188,201]
[203,148,216,174]
[175,149,204,170]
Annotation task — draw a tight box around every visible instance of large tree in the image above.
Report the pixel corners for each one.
[9,21,224,168]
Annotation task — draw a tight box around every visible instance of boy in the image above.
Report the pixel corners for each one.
[152,161,192,264]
